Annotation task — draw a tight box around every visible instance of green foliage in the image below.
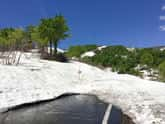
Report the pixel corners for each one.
[69,45,165,79]
[67,45,97,57]
[80,56,93,65]
[0,14,70,64]
[140,52,153,67]
[0,14,70,57]
[137,48,165,68]
[127,69,143,77]
[31,26,48,47]
[0,28,24,50]
[92,45,131,67]
[38,14,70,55]
[25,25,36,42]
[82,45,139,75]
[158,61,165,81]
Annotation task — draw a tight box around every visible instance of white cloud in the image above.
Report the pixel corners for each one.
[161,6,165,11]
[160,25,165,31]
[160,16,165,20]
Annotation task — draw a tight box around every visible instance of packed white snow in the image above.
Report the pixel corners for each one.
[0,52,165,124]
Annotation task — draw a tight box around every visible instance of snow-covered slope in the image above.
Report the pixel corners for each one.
[0,53,165,124]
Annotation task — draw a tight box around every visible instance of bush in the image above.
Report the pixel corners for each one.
[140,52,153,67]
[54,53,68,62]
[81,56,93,63]
[41,53,68,62]
[128,69,143,77]
[92,46,129,66]
[158,61,165,81]
[92,45,137,70]
[137,48,165,68]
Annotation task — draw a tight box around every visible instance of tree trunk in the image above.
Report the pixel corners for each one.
[41,46,44,55]
[53,41,58,56]
[49,41,53,56]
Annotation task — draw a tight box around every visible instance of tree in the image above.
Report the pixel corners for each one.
[0,28,15,50]
[0,37,7,52]
[31,26,49,53]
[25,25,36,43]
[0,28,25,65]
[158,61,165,82]
[52,15,70,55]
[8,28,24,49]
[38,14,70,56]
[38,18,53,55]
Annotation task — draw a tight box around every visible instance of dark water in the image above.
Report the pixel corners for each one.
[0,94,122,124]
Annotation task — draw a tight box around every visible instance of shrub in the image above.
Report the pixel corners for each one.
[41,53,68,62]
[128,69,143,77]
[158,61,165,81]
[140,52,153,67]
[81,56,93,63]
[137,48,164,68]
[54,53,68,62]
[92,45,129,66]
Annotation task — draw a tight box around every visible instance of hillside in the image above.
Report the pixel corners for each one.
[67,45,165,82]
[0,53,165,124]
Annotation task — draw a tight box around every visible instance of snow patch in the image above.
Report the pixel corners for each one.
[81,51,96,58]
[98,46,107,50]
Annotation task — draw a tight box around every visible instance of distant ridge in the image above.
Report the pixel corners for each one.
[146,45,165,51]
[148,45,165,49]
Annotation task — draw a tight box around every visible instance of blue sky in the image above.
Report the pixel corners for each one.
[0,0,164,48]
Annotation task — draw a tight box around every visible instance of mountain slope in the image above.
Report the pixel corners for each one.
[0,53,165,124]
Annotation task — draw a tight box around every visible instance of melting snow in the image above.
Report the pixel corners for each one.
[0,52,165,124]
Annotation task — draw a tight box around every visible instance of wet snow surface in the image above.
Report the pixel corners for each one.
[0,53,165,124]
[1,95,120,124]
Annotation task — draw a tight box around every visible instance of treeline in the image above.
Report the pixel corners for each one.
[0,14,70,58]
[66,45,165,82]
[0,28,26,51]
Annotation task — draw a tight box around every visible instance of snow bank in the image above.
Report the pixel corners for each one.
[0,53,165,124]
